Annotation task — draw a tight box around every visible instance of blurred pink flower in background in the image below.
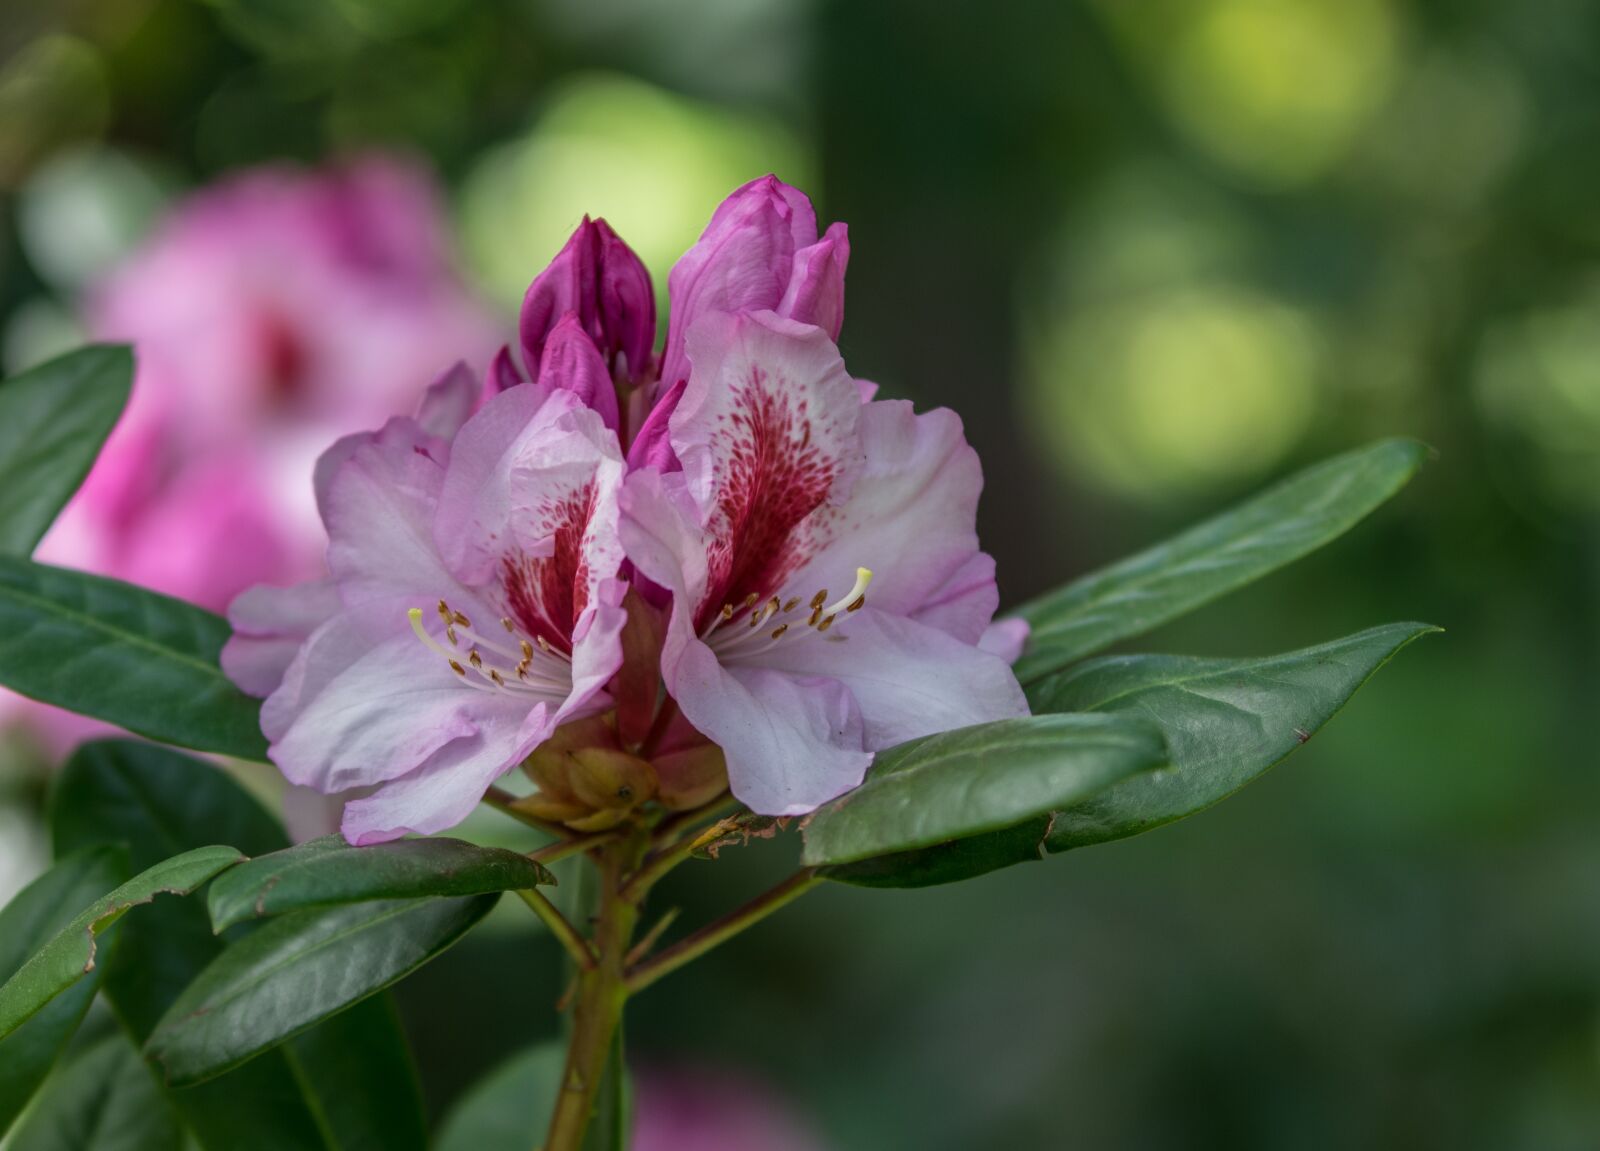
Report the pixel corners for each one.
[632,1067,830,1151]
[5,155,501,753]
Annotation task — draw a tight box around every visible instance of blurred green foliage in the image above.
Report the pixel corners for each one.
[2,0,1599,1147]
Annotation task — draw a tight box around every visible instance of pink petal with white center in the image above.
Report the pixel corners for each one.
[222,577,342,697]
[619,466,867,815]
[733,608,1028,752]
[670,311,863,624]
[433,385,627,661]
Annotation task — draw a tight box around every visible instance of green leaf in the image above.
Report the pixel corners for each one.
[0,559,266,758]
[1030,621,1441,850]
[0,345,133,556]
[146,895,498,1088]
[801,714,1168,868]
[0,846,129,1135]
[50,740,427,1151]
[6,1033,184,1151]
[1012,438,1429,684]
[208,835,555,933]
[436,1042,567,1151]
[0,846,245,1041]
[823,623,1436,888]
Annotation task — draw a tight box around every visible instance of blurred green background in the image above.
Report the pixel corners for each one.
[2,0,1598,1147]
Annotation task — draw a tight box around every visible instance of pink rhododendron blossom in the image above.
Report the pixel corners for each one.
[224,366,629,844]
[40,154,498,609]
[618,312,1028,814]
[227,173,1027,838]
[3,156,500,754]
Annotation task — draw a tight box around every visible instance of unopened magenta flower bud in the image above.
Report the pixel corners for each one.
[658,175,848,393]
[519,216,655,387]
[778,221,848,339]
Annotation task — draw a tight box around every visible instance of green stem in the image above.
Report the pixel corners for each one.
[624,870,821,995]
[515,888,595,971]
[530,831,621,867]
[542,835,645,1150]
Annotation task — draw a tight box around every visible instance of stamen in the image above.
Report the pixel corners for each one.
[822,568,873,617]
[817,615,835,633]
[501,617,516,633]
[770,623,789,640]
[469,651,483,670]
[782,597,801,613]
[449,659,466,676]
[452,610,472,628]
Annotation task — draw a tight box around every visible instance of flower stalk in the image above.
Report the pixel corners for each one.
[543,833,646,1150]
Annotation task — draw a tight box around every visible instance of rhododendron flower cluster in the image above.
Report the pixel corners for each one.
[226,175,1029,843]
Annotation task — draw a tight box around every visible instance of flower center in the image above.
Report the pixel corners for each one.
[408,599,572,698]
[701,567,873,658]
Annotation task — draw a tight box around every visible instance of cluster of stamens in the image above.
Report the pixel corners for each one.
[408,599,570,697]
[704,567,873,656]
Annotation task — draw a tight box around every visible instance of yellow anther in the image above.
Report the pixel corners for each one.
[770,623,789,640]
[449,660,466,676]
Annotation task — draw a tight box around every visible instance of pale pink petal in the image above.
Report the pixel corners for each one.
[789,400,990,630]
[267,625,532,796]
[905,552,999,647]
[340,701,555,844]
[415,360,480,441]
[737,608,1028,752]
[222,578,342,697]
[674,640,869,816]
[320,413,480,616]
[980,617,1030,665]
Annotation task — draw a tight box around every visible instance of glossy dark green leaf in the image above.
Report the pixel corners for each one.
[51,740,427,1151]
[801,714,1168,867]
[1031,622,1441,849]
[824,623,1435,888]
[0,847,245,1041]
[0,846,128,1135]
[436,1042,567,1151]
[146,895,498,1087]
[1012,439,1429,684]
[0,345,133,556]
[6,1033,183,1151]
[0,559,266,758]
[208,835,554,933]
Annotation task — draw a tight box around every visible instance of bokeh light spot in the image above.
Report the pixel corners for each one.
[1024,286,1321,502]
[1098,0,1401,188]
